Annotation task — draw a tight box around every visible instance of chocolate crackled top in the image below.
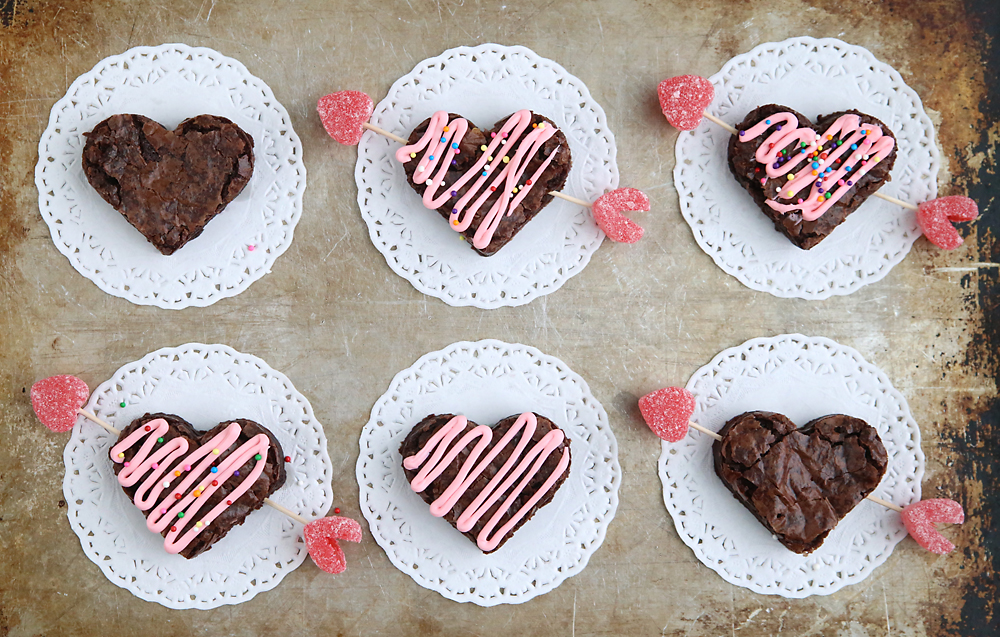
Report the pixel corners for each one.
[728,105,897,250]
[713,411,888,555]
[82,114,255,256]
[111,412,285,559]
[400,111,571,257]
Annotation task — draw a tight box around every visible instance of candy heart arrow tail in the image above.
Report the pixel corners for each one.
[303,516,364,574]
[640,385,964,553]
[317,90,649,244]
[31,375,361,575]
[657,74,983,251]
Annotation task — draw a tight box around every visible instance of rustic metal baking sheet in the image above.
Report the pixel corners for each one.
[0,1,996,635]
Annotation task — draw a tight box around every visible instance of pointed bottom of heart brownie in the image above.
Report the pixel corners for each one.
[713,411,888,555]
[112,413,285,558]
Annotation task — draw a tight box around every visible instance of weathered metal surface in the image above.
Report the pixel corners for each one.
[0,0,995,635]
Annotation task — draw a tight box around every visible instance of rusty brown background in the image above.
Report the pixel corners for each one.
[1,1,996,635]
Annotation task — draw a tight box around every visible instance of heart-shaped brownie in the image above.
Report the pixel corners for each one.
[399,412,571,553]
[396,111,571,257]
[82,114,255,255]
[110,412,285,558]
[713,411,887,554]
[728,105,897,250]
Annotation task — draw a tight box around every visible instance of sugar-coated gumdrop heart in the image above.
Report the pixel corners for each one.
[317,91,374,145]
[592,188,649,243]
[639,387,695,442]
[31,375,90,432]
[901,498,964,555]
[304,515,363,574]
[916,196,979,250]
[658,75,714,131]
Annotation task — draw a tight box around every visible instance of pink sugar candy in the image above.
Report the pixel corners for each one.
[304,515,363,574]
[638,387,696,443]
[592,188,649,243]
[901,498,964,555]
[916,196,979,250]
[30,375,90,433]
[658,75,715,132]
[317,90,374,145]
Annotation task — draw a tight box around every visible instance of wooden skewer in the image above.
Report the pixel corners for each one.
[689,420,721,440]
[700,109,917,210]
[926,262,1000,273]
[686,418,904,512]
[362,123,590,206]
[76,408,308,525]
[77,407,117,434]
[865,493,904,513]
[261,498,309,525]
[362,122,408,145]
[550,191,592,207]
[702,111,737,135]
[873,192,918,210]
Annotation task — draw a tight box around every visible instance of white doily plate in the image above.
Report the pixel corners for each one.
[63,343,333,609]
[355,44,618,309]
[658,334,924,598]
[36,43,306,309]
[357,339,620,605]
[673,37,938,299]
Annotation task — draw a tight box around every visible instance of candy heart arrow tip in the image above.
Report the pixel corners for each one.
[317,90,374,145]
[639,387,697,442]
[657,75,716,132]
[30,375,90,432]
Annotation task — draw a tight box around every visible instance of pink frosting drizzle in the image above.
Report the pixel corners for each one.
[738,112,896,221]
[394,110,560,249]
[110,418,271,554]
[402,413,570,552]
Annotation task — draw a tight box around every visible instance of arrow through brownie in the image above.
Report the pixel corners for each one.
[713,411,888,555]
[399,412,571,553]
[396,111,571,256]
[111,413,285,558]
[82,114,255,255]
[728,105,897,250]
